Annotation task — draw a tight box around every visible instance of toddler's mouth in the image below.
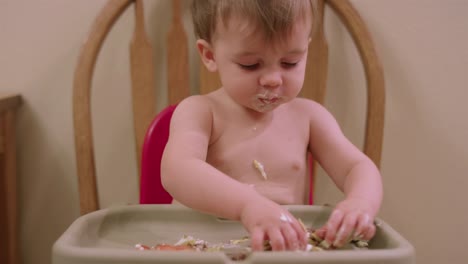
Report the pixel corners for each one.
[251,93,283,112]
[258,97,279,105]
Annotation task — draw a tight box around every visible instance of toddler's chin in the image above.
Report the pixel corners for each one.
[250,103,281,113]
[250,98,288,113]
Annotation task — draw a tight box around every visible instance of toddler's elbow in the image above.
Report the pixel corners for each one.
[160,164,173,193]
[160,155,175,194]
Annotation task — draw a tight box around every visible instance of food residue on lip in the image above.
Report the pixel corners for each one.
[251,95,281,112]
[259,98,278,105]
[253,160,267,180]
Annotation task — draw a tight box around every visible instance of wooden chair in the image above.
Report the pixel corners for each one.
[73,0,385,216]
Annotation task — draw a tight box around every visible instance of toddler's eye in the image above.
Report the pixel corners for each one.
[281,62,298,68]
[238,63,259,70]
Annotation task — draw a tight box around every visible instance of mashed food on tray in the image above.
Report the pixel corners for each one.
[134,227,369,261]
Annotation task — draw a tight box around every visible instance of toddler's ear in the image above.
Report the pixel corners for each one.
[196,39,217,72]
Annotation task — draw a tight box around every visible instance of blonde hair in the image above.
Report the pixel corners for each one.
[191,0,317,42]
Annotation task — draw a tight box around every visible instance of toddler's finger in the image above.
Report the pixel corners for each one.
[296,227,308,250]
[361,222,376,241]
[250,228,265,251]
[333,213,358,248]
[314,226,327,239]
[289,217,307,249]
[281,224,300,251]
[324,209,344,245]
[268,229,286,251]
[353,213,371,240]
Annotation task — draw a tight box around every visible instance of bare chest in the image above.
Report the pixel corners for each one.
[206,114,310,204]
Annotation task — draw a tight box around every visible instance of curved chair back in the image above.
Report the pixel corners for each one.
[74,0,385,215]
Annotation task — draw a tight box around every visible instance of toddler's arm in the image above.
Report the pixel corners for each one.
[307,101,383,247]
[161,96,307,251]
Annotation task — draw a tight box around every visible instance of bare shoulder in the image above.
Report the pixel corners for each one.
[174,94,213,114]
[288,98,345,150]
[288,98,337,124]
[169,94,216,133]
[172,93,217,118]
[289,97,322,110]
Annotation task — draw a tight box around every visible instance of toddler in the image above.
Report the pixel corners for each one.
[161,0,382,251]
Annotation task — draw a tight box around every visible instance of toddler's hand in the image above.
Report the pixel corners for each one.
[239,198,307,251]
[316,198,377,248]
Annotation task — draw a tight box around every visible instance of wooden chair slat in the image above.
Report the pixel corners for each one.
[327,0,385,167]
[302,0,328,105]
[130,0,156,173]
[167,0,190,104]
[73,0,133,215]
[302,0,328,204]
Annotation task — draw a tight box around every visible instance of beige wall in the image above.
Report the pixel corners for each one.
[1,0,467,263]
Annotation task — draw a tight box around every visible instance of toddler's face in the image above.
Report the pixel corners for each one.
[211,15,312,113]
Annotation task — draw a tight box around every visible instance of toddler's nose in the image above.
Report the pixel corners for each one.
[259,71,282,88]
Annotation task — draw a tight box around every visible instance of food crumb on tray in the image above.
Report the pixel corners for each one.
[134,229,369,261]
